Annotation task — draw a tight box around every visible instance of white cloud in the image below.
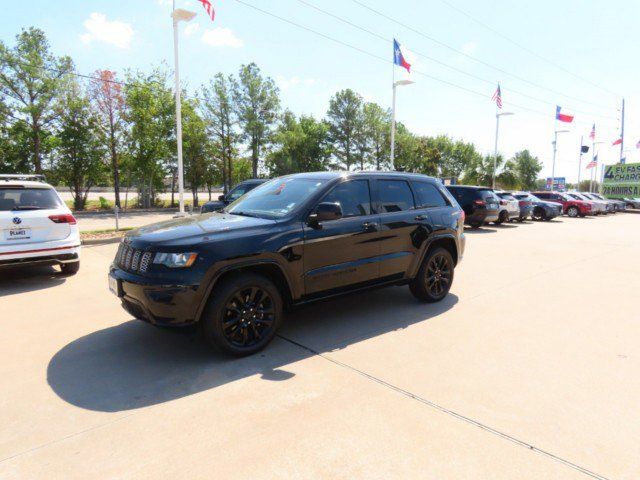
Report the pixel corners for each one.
[201,27,243,48]
[276,76,318,91]
[184,23,200,36]
[80,13,133,49]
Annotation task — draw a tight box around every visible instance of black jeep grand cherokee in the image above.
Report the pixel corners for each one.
[109,172,465,356]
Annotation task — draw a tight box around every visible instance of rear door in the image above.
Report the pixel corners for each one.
[0,186,70,247]
[374,178,422,279]
[302,179,381,295]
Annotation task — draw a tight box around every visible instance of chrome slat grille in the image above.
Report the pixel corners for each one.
[115,242,153,274]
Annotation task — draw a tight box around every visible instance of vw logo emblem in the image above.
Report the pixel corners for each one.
[12,217,22,225]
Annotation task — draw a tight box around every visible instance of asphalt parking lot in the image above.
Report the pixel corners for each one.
[1,214,639,479]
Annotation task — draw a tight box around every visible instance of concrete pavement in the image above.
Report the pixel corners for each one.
[1,214,639,479]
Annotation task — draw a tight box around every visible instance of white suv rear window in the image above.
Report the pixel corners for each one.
[0,188,62,211]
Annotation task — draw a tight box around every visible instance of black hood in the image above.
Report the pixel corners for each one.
[125,212,277,245]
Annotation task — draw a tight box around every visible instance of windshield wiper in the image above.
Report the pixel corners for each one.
[228,211,260,218]
[14,206,46,210]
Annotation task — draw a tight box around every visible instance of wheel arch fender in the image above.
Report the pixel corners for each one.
[195,259,296,322]
[408,233,459,279]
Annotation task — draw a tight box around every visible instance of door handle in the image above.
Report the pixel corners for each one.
[361,221,377,231]
[414,214,426,221]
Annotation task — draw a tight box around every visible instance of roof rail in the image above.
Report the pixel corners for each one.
[0,174,46,182]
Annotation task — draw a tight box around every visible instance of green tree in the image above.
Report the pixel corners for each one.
[327,89,363,171]
[0,27,72,173]
[462,154,506,187]
[362,102,390,170]
[511,149,543,190]
[201,72,237,193]
[89,70,126,207]
[122,68,174,208]
[267,111,331,176]
[392,125,439,175]
[181,97,210,207]
[234,63,280,178]
[53,79,106,210]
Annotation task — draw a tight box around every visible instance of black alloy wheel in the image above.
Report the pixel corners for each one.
[222,286,275,348]
[532,208,545,221]
[201,273,283,356]
[410,247,454,303]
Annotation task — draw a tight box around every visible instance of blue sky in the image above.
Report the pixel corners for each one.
[2,0,639,182]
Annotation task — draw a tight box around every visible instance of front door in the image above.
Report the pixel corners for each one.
[302,179,381,295]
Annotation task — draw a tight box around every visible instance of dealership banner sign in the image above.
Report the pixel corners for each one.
[602,162,640,198]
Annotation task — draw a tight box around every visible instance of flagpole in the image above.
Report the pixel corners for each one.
[577,135,583,190]
[492,105,499,189]
[173,1,186,216]
[620,98,625,161]
[390,56,396,169]
[591,138,595,193]
[551,115,558,192]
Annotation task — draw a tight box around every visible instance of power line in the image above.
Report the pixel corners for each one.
[293,0,617,121]
[232,0,610,129]
[437,0,620,97]
[347,0,616,111]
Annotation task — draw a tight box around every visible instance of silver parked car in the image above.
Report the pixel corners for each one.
[494,191,520,224]
[623,197,640,209]
[589,193,626,212]
[567,192,606,215]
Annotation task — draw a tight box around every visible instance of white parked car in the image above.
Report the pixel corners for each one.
[494,191,520,224]
[0,175,80,274]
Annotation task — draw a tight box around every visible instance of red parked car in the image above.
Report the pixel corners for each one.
[533,191,592,217]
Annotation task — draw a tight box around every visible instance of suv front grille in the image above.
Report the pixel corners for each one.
[115,243,153,274]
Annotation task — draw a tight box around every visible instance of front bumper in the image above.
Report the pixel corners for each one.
[110,267,202,327]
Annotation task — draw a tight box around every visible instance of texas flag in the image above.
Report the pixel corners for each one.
[393,39,411,73]
[556,106,574,123]
[612,137,622,146]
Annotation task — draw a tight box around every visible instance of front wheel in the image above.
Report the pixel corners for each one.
[567,206,579,218]
[494,210,508,225]
[200,273,283,356]
[60,261,80,275]
[532,208,546,221]
[410,247,454,303]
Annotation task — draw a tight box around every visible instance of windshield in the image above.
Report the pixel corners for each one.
[0,187,62,211]
[568,193,582,200]
[225,177,328,219]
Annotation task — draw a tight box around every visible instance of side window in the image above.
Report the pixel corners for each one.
[322,180,371,217]
[413,182,448,208]
[378,180,415,213]
[227,185,249,202]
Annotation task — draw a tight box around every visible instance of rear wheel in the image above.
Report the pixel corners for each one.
[60,261,80,275]
[532,208,546,221]
[494,210,508,225]
[567,206,579,218]
[469,222,482,229]
[410,247,454,303]
[200,273,283,356]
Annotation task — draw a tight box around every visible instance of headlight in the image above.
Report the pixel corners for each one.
[153,252,198,268]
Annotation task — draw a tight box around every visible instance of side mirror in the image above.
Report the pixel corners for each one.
[218,194,225,202]
[308,202,342,227]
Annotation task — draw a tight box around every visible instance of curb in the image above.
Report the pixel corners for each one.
[81,236,123,246]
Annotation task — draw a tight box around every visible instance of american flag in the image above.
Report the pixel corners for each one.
[586,154,598,169]
[199,0,215,21]
[589,123,595,140]
[491,83,502,109]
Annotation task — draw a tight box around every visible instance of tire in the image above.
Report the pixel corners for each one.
[60,261,80,275]
[469,222,482,229]
[532,208,546,221]
[567,206,579,218]
[200,273,283,356]
[494,210,508,225]
[409,247,454,303]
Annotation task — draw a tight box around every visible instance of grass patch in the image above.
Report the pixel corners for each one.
[81,227,134,235]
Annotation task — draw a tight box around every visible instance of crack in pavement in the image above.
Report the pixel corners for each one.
[276,334,611,480]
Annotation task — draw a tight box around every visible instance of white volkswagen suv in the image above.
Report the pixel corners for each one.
[0,175,80,274]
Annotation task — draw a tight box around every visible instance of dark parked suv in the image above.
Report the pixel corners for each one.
[445,185,500,228]
[200,178,267,213]
[109,172,465,356]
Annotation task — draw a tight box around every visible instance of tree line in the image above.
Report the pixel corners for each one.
[0,28,544,210]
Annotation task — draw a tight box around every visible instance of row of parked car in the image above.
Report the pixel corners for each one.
[444,185,631,229]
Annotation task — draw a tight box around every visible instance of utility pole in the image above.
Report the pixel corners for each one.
[577,135,583,190]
